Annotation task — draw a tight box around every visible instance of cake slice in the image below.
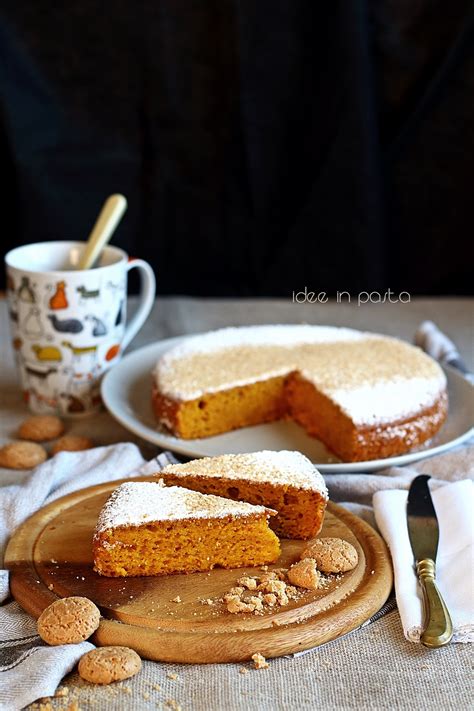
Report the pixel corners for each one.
[158,450,328,540]
[93,481,280,577]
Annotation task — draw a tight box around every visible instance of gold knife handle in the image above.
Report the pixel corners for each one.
[417,559,453,648]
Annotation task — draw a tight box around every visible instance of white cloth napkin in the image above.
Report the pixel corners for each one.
[373,479,474,643]
[415,320,474,383]
[0,444,177,711]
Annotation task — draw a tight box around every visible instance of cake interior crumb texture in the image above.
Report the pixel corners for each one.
[159,450,328,539]
[93,482,281,577]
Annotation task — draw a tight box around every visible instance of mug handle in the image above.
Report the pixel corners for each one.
[122,259,156,349]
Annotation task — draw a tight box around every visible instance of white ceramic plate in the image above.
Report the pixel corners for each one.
[101,337,473,472]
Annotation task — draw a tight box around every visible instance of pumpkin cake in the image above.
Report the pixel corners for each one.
[158,450,328,539]
[152,325,448,462]
[93,482,280,577]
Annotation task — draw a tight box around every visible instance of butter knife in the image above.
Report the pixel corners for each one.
[407,475,453,648]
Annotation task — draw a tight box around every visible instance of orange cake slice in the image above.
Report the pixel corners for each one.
[93,482,280,577]
[158,450,328,540]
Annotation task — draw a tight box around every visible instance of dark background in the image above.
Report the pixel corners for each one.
[1,1,473,297]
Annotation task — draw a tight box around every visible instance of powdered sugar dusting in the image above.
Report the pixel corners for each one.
[161,450,328,495]
[95,482,273,533]
[160,325,365,358]
[153,325,446,426]
[331,376,445,426]
[154,325,366,400]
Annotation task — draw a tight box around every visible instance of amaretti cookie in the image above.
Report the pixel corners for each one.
[37,596,100,645]
[0,441,47,469]
[158,450,328,539]
[18,415,65,442]
[51,435,95,455]
[301,537,358,573]
[78,646,142,684]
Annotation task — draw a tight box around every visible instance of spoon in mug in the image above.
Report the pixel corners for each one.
[78,194,128,270]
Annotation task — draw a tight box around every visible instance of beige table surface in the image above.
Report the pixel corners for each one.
[0,296,473,710]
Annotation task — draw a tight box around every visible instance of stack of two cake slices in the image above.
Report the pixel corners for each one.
[93,450,328,577]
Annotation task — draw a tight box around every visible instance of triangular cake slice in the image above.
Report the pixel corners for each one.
[93,481,280,577]
[158,450,328,540]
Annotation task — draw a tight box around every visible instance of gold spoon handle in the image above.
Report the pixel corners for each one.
[78,194,127,270]
[417,558,453,648]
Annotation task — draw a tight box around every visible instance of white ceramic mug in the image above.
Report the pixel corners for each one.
[5,241,156,416]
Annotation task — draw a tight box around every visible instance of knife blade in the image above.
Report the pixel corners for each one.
[407,475,453,648]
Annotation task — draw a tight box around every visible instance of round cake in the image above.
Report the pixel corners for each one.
[152,325,448,461]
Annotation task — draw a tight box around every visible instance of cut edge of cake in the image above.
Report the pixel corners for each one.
[151,325,448,461]
[157,450,329,540]
[93,481,281,577]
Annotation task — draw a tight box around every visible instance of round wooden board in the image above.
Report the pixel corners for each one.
[5,477,393,663]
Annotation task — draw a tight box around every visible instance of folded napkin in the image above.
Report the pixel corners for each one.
[0,444,178,711]
[415,320,474,383]
[373,479,474,643]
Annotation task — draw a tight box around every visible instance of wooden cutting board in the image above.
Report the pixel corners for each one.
[5,477,392,663]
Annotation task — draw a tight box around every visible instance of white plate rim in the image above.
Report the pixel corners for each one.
[101,337,473,472]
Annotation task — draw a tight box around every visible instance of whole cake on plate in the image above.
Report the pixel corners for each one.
[158,450,328,539]
[152,325,448,462]
[93,481,280,577]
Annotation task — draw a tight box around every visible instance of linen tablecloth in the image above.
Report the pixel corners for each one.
[0,296,473,710]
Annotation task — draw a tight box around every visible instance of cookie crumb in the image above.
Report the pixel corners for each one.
[287,559,321,590]
[225,595,255,614]
[248,595,264,612]
[165,700,182,710]
[239,667,248,674]
[262,579,286,595]
[263,593,277,606]
[251,653,269,670]
[237,576,257,590]
[167,672,179,680]
[172,596,182,603]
